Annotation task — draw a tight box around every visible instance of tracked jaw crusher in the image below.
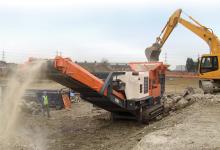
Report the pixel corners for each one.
[44,56,167,123]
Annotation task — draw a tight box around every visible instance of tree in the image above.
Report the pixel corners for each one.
[186,57,198,72]
[101,58,109,64]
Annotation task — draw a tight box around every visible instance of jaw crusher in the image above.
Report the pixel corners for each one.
[44,56,167,123]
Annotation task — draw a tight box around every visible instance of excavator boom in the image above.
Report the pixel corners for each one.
[145,9,182,61]
[145,9,220,61]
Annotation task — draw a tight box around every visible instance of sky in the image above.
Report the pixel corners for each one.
[0,0,220,68]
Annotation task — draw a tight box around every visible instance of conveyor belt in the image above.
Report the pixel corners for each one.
[44,60,136,117]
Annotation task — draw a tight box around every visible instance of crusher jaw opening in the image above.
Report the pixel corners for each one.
[145,42,161,62]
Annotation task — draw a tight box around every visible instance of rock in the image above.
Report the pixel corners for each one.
[191,94,204,101]
[183,87,195,97]
[194,88,204,94]
[184,95,191,101]
[163,98,175,112]
[173,95,182,103]
[156,115,163,120]
[175,98,189,109]
[167,94,175,98]
[20,99,41,114]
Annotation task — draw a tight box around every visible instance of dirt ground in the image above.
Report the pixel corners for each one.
[165,77,199,93]
[134,101,220,150]
[21,77,220,150]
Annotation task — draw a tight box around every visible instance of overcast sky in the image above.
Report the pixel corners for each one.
[0,0,220,68]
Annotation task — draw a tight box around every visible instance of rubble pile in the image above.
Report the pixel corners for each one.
[20,99,42,115]
[163,87,220,113]
[163,87,196,112]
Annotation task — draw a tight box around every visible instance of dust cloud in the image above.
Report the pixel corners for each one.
[0,60,48,150]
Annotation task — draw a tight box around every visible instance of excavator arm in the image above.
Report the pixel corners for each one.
[146,9,220,61]
[154,9,181,48]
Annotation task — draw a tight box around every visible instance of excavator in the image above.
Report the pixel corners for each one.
[146,9,220,93]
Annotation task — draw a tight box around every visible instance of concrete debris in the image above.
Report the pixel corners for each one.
[173,95,182,103]
[134,89,220,150]
[183,87,195,97]
[20,99,42,115]
[163,87,220,113]
[175,98,188,110]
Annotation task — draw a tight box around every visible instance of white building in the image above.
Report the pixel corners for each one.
[174,65,186,71]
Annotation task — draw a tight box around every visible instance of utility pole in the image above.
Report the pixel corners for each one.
[2,50,5,61]
[164,51,167,64]
[56,50,62,56]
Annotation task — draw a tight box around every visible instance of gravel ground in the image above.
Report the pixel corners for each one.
[2,78,220,150]
[134,94,220,150]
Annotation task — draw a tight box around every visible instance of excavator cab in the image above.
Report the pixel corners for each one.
[200,56,218,74]
[199,54,220,93]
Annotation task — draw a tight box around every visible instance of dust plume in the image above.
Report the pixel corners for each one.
[0,60,48,150]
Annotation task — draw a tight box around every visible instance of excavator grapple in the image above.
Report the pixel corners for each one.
[44,56,167,123]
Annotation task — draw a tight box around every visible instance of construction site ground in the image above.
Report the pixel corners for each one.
[22,77,220,150]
